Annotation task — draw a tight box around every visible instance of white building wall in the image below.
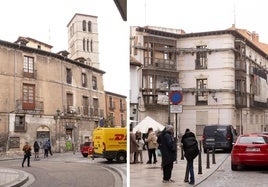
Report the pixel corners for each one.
[130,26,268,135]
[177,34,238,133]
[130,66,140,104]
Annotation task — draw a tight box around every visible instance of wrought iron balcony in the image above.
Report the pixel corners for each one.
[16,99,44,113]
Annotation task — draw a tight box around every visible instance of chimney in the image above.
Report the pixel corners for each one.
[252,31,259,42]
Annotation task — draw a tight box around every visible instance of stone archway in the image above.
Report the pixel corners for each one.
[36,125,50,150]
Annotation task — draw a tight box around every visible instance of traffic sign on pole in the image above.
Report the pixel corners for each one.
[170,105,183,113]
[169,91,183,105]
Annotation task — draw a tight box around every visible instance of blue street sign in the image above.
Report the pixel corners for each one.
[169,91,183,105]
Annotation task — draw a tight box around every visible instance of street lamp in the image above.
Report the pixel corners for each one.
[56,109,61,153]
[168,80,171,125]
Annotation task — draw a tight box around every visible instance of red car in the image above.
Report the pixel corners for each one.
[80,141,94,157]
[231,133,268,171]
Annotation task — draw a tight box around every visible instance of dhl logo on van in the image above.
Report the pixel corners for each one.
[95,136,101,140]
[108,134,127,141]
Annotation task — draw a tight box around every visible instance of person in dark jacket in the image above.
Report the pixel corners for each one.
[33,141,40,159]
[158,125,176,183]
[130,128,139,164]
[47,139,53,156]
[44,140,49,158]
[22,142,32,167]
[181,128,199,185]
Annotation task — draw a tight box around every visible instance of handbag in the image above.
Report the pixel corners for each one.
[26,150,31,156]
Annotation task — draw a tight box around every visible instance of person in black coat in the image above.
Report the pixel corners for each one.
[158,125,176,183]
[181,128,199,185]
[33,141,40,159]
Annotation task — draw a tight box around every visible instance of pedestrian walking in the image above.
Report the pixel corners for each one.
[142,132,148,150]
[135,137,144,163]
[33,141,40,160]
[181,128,199,185]
[44,140,49,158]
[22,142,32,167]
[157,125,176,183]
[47,139,53,156]
[130,127,139,164]
[145,127,158,164]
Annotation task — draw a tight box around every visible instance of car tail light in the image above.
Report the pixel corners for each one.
[227,133,231,141]
[265,144,268,152]
[202,135,205,141]
[232,145,244,152]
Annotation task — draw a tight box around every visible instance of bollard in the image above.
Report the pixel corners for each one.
[206,149,210,169]
[175,137,178,164]
[184,162,189,182]
[199,140,202,153]
[212,147,216,164]
[198,150,202,174]
[181,146,184,160]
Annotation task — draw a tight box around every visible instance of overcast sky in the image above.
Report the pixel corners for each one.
[1,0,268,97]
[0,0,129,96]
[129,0,268,44]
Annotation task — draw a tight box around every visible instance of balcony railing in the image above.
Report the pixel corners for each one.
[23,70,37,79]
[16,99,44,113]
[64,105,81,114]
[250,98,268,109]
[90,108,104,117]
[14,123,26,132]
[235,94,247,108]
[235,60,246,71]
[144,57,176,70]
[195,59,207,69]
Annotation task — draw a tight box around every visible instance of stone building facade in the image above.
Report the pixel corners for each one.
[0,13,107,154]
[105,91,127,127]
[130,25,268,139]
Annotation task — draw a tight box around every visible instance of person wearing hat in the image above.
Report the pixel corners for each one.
[181,128,199,185]
[158,125,176,183]
[22,142,32,167]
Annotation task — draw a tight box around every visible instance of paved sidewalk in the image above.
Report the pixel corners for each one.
[130,149,229,187]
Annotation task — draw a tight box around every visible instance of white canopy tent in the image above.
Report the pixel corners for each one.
[133,116,165,133]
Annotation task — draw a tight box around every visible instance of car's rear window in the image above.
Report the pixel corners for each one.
[238,136,268,144]
[84,142,92,146]
[204,126,228,136]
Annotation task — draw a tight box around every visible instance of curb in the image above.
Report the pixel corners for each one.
[103,165,126,187]
[0,168,29,187]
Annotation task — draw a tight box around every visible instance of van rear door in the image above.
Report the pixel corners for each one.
[214,126,228,143]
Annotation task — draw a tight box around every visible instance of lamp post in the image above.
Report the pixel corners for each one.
[56,109,61,153]
[168,80,171,125]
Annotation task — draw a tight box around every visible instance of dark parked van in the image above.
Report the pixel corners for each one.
[202,125,237,153]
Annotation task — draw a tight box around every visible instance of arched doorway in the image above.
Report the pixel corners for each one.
[36,125,50,150]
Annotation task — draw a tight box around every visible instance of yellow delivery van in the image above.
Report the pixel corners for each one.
[93,127,127,163]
